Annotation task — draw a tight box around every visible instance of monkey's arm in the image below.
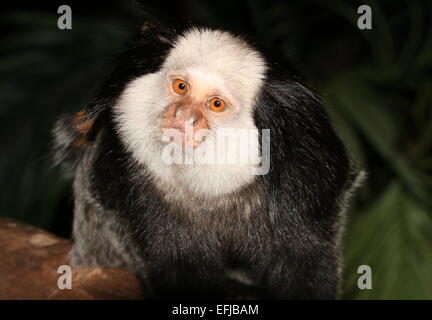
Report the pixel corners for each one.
[265,178,346,299]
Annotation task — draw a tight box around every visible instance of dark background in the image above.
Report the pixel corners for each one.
[0,0,431,299]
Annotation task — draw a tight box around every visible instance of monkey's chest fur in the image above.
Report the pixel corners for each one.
[71,129,277,298]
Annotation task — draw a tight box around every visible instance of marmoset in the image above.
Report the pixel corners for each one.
[53,20,360,299]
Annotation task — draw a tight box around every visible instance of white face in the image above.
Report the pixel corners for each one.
[114,28,267,198]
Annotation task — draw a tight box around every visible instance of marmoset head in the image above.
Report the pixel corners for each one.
[112,28,268,196]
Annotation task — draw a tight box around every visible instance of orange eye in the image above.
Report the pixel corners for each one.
[208,97,227,113]
[172,79,188,95]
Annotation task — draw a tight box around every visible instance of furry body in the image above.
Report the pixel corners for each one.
[54,21,358,299]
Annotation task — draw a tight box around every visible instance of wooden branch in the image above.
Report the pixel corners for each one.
[0,218,144,300]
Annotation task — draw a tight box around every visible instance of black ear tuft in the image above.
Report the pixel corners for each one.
[140,19,172,43]
[134,17,177,47]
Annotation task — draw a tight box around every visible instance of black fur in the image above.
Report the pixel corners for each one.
[54,20,358,299]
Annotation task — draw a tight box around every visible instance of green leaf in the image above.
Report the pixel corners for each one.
[343,182,432,299]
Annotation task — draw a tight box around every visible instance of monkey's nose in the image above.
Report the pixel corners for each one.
[188,113,200,126]
[162,104,209,145]
[173,106,202,129]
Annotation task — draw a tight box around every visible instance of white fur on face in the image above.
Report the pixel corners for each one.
[114,28,267,198]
